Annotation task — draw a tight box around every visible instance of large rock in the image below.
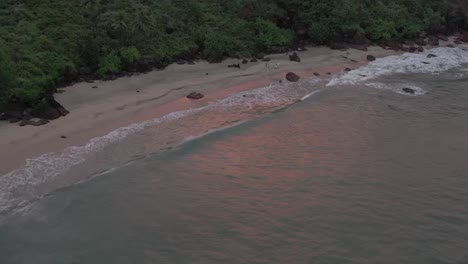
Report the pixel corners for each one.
[286,72,300,82]
[187,92,204,100]
[366,55,376,62]
[289,52,301,62]
[402,88,416,94]
[31,94,69,120]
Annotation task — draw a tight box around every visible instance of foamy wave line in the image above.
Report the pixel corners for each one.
[327,46,468,86]
[0,78,322,214]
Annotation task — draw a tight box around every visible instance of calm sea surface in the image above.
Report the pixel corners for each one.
[1,53,468,263]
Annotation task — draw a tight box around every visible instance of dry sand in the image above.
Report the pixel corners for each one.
[0,46,399,174]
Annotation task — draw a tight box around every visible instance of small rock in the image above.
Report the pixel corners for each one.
[250,58,258,63]
[61,135,67,139]
[344,68,352,72]
[350,59,357,62]
[326,72,331,75]
[242,59,249,64]
[447,44,455,48]
[427,54,437,58]
[289,52,301,62]
[422,62,430,64]
[136,90,140,93]
[366,55,376,62]
[92,86,98,89]
[286,72,300,82]
[417,46,424,52]
[402,88,416,94]
[188,60,195,65]
[255,53,265,60]
[205,73,209,75]
[176,60,186,65]
[313,72,320,76]
[187,92,204,100]
[228,64,240,69]
[262,57,271,62]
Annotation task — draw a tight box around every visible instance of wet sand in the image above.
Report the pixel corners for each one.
[0,46,398,174]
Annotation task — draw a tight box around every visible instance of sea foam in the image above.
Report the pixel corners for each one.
[327,46,468,86]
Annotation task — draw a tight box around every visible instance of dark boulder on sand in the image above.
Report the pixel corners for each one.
[187,92,204,100]
[31,94,69,120]
[289,52,301,62]
[402,88,416,94]
[286,72,300,82]
[366,55,376,62]
[242,59,249,64]
[427,54,438,58]
[228,64,240,69]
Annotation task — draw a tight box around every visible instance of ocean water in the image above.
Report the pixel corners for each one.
[1,47,468,263]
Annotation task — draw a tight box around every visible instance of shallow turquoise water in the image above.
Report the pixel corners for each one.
[1,68,468,263]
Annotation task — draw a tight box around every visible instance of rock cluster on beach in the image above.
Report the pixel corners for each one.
[0,94,69,126]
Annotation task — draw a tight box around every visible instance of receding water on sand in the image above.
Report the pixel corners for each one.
[1,48,468,263]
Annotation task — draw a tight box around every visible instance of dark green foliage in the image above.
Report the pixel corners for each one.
[0,0,464,109]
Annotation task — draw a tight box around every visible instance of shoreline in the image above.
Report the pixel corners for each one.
[0,45,425,175]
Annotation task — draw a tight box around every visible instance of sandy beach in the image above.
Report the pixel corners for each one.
[0,46,399,174]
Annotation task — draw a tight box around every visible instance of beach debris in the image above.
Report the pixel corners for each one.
[313,72,320,76]
[286,72,300,82]
[19,119,50,127]
[187,92,204,100]
[242,59,249,64]
[366,55,376,61]
[228,64,241,69]
[289,52,301,62]
[402,88,416,94]
[427,54,437,58]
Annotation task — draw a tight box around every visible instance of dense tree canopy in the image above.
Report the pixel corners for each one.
[0,0,465,109]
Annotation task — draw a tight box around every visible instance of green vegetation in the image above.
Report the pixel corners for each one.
[0,0,465,109]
